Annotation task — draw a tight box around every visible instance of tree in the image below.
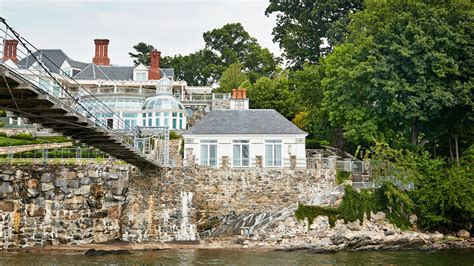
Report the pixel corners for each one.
[203,23,278,83]
[266,0,364,68]
[322,0,473,149]
[161,49,219,86]
[247,72,301,119]
[215,63,249,93]
[160,23,278,86]
[128,42,155,66]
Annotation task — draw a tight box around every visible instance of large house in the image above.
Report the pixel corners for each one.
[182,109,307,168]
[1,39,234,131]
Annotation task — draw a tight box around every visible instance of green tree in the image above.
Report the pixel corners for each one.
[215,63,248,93]
[322,0,473,149]
[266,0,364,68]
[128,42,155,66]
[247,72,301,119]
[160,23,278,86]
[161,49,219,86]
[203,23,278,82]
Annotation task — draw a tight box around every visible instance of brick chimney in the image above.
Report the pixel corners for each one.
[148,50,161,80]
[92,39,110,65]
[3,40,18,62]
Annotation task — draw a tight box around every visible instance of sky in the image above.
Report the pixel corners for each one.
[1,0,281,66]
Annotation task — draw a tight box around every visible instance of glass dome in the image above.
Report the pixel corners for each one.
[142,94,185,111]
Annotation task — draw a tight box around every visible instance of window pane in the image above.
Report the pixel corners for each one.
[265,145,273,166]
[200,145,208,166]
[242,144,249,166]
[274,144,282,166]
[210,144,217,166]
[233,145,241,166]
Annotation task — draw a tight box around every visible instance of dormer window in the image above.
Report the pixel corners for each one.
[135,72,147,81]
[133,63,149,81]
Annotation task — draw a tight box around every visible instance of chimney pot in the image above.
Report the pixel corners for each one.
[232,88,237,99]
[93,39,110,65]
[3,40,18,62]
[242,88,247,99]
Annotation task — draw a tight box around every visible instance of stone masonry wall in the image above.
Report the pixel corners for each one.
[0,164,335,249]
[121,167,335,242]
[0,164,129,249]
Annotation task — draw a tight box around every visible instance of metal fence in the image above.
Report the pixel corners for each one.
[0,147,112,164]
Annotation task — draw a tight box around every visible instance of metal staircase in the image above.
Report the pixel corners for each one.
[0,18,160,170]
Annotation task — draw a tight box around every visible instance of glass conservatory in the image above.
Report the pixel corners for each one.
[77,77,187,130]
[141,77,187,130]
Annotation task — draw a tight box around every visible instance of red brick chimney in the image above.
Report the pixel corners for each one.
[3,40,18,62]
[92,39,110,65]
[148,50,161,80]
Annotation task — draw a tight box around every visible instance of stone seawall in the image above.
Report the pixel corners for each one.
[0,164,130,249]
[0,164,335,249]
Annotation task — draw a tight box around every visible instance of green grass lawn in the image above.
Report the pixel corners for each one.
[0,136,70,147]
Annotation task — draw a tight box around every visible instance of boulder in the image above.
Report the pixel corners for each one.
[64,196,85,210]
[0,174,14,181]
[457,230,470,238]
[27,188,40,198]
[0,201,15,212]
[409,214,418,225]
[54,178,68,188]
[80,177,91,185]
[27,179,38,189]
[347,221,361,231]
[40,173,53,183]
[0,182,13,194]
[371,212,386,221]
[40,183,55,192]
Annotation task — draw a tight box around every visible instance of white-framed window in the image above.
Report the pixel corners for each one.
[123,113,137,129]
[135,72,147,81]
[200,140,217,167]
[265,140,282,167]
[233,140,250,167]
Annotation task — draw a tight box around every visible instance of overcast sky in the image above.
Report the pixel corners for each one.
[1,0,281,66]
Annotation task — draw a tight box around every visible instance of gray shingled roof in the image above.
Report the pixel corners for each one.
[98,66,134,80]
[183,109,307,135]
[17,49,69,74]
[74,64,111,80]
[66,59,88,69]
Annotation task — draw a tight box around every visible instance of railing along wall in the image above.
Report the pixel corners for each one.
[0,18,150,159]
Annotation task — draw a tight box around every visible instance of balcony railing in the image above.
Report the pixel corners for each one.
[86,87,156,96]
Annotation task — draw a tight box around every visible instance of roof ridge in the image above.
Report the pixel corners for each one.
[73,63,92,78]
[94,64,111,80]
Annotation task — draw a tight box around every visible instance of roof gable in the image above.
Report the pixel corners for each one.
[74,63,110,80]
[183,109,307,135]
[17,49,69,74]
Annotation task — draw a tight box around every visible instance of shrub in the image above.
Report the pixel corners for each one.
[306,139,323,149]
[10,133,34,141]
[0,109,6,117]
[296,184,413,229]
[0,132,7,137]
[169,131,181,140]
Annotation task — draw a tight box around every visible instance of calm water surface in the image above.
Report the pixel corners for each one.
[1,249,473,265]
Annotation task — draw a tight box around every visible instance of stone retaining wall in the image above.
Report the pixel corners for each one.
[0,164,335,249]
[0,164,129,249]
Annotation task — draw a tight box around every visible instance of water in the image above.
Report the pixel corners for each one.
[1,249,473,265]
